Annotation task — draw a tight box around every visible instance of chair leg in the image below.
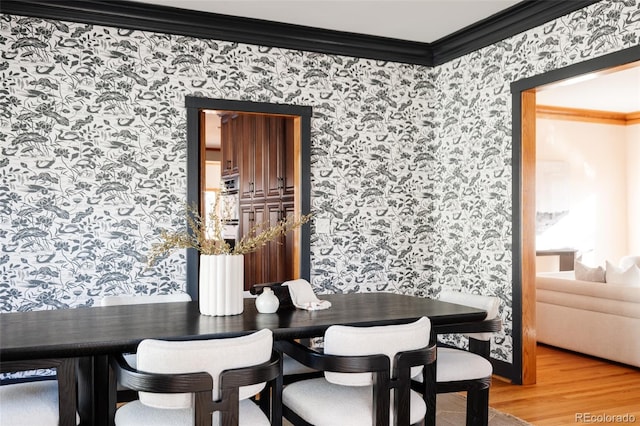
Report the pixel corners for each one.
[424,399,436,426]
[466,388,489,426]
[423,362,436,426]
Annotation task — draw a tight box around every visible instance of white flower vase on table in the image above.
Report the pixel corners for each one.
[146,201,312,316]
[199,254,244,316]
[255,287,280,313]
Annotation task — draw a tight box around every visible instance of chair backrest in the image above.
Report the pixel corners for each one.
[98,293,191,306]
[439,290,501,340]
[136,328,273,409]
[0,358,78,426]
[323,316,431,386]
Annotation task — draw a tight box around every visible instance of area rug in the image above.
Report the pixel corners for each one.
[436,393,532,426]
[283,392,531,425]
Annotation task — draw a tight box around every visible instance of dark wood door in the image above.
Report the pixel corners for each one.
[239,114,253,200]
[265,116,295,198]
[240,202,266,289]
[239,115,267,201]
[265,199,287,282]
[283,117,295,196]
[220,114,239,176]
[236,114,296,288]
[282,199,297,280]
[266,116,285,198]
[252,115,267,200]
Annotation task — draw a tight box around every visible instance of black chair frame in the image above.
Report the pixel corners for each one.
[109,350,282,426]
[277,339,437,426]
[1,358,78,426]
[414,317,503,426]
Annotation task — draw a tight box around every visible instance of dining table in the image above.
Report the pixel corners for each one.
[1,292,491,426]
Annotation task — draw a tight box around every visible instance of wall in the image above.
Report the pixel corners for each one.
[430,0,639,360]
[629,123,640,254]
[1,0,639,367]
[0,16,433,312]
[536,119,629,267]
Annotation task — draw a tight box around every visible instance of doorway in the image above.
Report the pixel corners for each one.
[184,97,312,299]
[512,46,640,385]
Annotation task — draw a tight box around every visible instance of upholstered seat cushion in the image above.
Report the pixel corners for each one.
[283,378,426,426]
[413,347,493,383]
[436,348,493,381]
[114,398,270,426]
[0,380,79,426]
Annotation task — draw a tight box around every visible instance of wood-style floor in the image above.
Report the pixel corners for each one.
[490,344,640,425]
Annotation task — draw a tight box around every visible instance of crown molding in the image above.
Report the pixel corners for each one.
[537,105,640,125]
[0,0,600,66]
[431,0,600,64]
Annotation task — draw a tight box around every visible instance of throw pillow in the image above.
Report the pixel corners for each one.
[574,257,605,282]
[605,261,640,286]
[619,255,640,270]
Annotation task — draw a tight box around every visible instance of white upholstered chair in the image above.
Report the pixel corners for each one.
[98,292,192,400]
[0,358,79,426]
[281,351,320,382]
[110,328,280,426]
[248,283,321,384]
[413,290,502,426]
[278,317,437,426]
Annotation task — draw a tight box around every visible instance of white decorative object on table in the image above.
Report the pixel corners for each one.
[255,287,280,313]
[282,279,331,310]
[199,254,244,316]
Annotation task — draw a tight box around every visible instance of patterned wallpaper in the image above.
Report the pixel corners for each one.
[431,0,639,360]
[0,0,638,365]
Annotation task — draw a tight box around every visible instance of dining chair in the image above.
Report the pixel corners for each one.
[412,290,502,426]
[98,292,192,402]
[0,358,78,426]
[278,316,437,426]
[249,283,321,384]
[109,328,281,426]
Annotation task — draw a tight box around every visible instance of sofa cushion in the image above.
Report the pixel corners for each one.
[620,255,640,270]
[536,273,640,319]
[606,261,640,287]
[574,257,605,282]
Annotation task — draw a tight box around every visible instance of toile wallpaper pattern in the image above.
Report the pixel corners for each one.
[0,0,638,365]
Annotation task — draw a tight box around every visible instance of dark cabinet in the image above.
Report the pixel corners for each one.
[239,198,295,288]
[283,118,295,196]
[265,198,296,282]
[220,114,239,176]
[231,113,297,290]
[265,116,294,198]
[239,115,267,200]
[240,202,266,289]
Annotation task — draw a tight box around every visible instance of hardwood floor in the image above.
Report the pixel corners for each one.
[490,344,640,425]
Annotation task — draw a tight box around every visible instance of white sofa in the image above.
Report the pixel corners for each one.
[536,271,640,368]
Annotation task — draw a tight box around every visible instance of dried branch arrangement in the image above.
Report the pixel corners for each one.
[147,199,312,266]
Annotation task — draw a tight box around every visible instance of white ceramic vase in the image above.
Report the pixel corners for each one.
[199,254,244,316]
[255,287,280,313]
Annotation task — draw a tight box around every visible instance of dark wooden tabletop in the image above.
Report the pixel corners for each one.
[0,292,487,361]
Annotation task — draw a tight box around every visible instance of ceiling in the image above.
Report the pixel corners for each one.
[131,0,522,44]
[537,66,640,113]
[132,0,640,113]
